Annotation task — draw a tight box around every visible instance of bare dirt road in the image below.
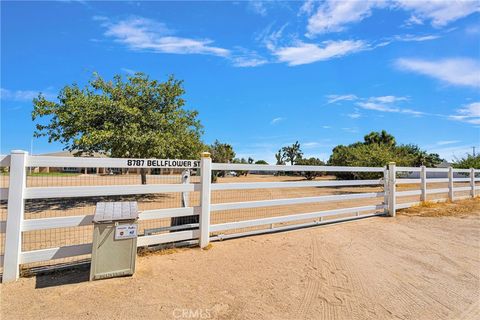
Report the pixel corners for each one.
[1,200,479,320]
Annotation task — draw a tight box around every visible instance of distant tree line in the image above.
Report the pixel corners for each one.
[328,130,443,179]
[207,140,269,181]
[453,154,480,169]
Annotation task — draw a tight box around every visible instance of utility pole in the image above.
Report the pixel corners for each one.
[473,146,476,157]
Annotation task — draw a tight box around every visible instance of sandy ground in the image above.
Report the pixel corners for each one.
[1,200,479,320]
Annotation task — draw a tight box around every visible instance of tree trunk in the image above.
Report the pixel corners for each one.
[140,168,147,185]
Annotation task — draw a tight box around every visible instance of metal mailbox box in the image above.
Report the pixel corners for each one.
[90,202,139,281]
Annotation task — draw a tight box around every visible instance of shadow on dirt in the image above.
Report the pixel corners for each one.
[34,263,90,289]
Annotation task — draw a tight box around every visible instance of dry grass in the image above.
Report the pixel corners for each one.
[398,198,480,217]
[137,246,183,257]
[202,243,213,251]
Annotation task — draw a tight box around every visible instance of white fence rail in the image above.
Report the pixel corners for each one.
[0,151,478,283]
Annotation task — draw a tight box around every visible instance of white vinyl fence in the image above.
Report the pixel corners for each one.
[0,150,478,283]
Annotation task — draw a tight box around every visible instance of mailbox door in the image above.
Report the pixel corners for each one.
[90,223,137,280]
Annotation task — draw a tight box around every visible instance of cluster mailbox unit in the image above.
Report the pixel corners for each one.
[90,202,139,281]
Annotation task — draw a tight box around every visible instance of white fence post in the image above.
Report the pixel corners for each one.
[471,168,476,198]
[383,167,388,215]
[388,162,396,217]
[3,150,28,283]
[448,166,454,202]
[420,165,427,202]
[199,152,212,248]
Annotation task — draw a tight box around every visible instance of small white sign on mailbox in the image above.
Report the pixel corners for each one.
[115,224,138,240]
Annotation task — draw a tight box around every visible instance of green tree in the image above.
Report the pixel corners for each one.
[209,140,235,163]
[275,149,285,165]
[364,130,396,146]
[232,157,248,176]
[453,153,480,169]
[275,149,286,176]
[328,131,443,179]
[254,160,268,165]
[396,144,442,167]
[296,157,325,180]
[208,140,235,180]
[32,72,204,184]
[282,141,303,165]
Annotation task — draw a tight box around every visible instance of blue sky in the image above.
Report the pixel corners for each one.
[1,0,479,163]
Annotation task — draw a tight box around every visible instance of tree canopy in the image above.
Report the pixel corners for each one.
[275,149,286,165]
[453,153,480,169]
[208,140,235,163]
[32,72,205,184]
[281,141,303,165]
[295,157,325,180]
[208,140,235,180]
[328,130,443,179]
[32,72,204,160]
[363,130,396,146]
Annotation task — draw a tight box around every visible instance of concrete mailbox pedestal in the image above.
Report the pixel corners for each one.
[90,202,139,281]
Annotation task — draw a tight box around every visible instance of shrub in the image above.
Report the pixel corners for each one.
[295,157,325,180]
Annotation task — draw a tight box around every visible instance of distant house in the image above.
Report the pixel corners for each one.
[31,150,113,174]
[405,160,466,178]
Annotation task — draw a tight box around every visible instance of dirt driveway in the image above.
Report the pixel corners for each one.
[1,200,479,320]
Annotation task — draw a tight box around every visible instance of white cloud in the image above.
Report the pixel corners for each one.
[325,94,422,116]
[232,56,268,67]
[395,57,480,88]
[299,0,315,16]
[356,101,424,116]
[303,142,320,147]
[99,16,230,57]
[393,34,441,42]
[369,95,409,103]
[121,67,137,75]
[304,0,479,37]
[449,102,480,124]
[326,94,358,104]
[231,48,268,67]
[357,101,399,112]
[404,15,424,26]
[270,117,285,125]
[395,0,480,27]
[306,0,383,36]
[347,110,362,119]
[272,40,368,66]
[248,1,268,16]
[347,113,361,119]
[436,140,460,145]
[0,88,55,101]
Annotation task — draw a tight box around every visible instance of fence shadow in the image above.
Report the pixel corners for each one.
[34,264,90,289]
[25,193,171,214]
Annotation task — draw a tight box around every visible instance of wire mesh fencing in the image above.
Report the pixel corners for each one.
[3,158,478,275]
[209,172,386,236]
[20,168,200,271]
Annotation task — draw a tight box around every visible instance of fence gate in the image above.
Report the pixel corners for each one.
[0,151,478,282]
